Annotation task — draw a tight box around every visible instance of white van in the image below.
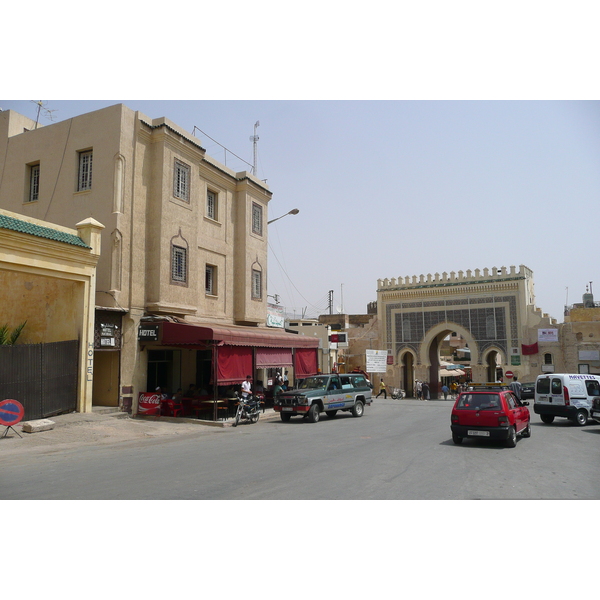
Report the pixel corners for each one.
[534,373,600,426]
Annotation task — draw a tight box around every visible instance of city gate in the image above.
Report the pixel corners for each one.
[377,265,537,398]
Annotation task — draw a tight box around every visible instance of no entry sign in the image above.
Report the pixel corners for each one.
[505,371,514,379]
[0,399,25,427]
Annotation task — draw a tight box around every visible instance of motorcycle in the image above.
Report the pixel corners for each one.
[391,388,405,399]
[232,392,264,427]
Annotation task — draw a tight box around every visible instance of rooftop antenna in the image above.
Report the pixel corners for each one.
[250,121,259,175]
[31,100,57,129]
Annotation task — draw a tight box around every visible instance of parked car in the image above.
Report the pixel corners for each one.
[534,373,600,426]
[589,395,600,423]
[520,382,535,400]
[274,373,372,423]
[450,384,531,447]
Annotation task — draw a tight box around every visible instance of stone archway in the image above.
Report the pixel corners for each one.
[398,350,415,396]
[483,346,505,382]
[420,322,478,399]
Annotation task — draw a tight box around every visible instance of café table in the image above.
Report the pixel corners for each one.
[193,399,227,420]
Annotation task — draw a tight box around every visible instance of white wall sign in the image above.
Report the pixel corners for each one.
[538,328,558,342]
[579,350,600,361]
[366,349,388,373]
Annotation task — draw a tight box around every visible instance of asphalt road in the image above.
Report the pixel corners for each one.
[2,399,599,499]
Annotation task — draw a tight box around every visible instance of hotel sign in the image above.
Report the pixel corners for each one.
[138,324,159,341]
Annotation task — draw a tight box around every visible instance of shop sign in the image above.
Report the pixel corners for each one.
[138,324,159,341]
[138,392,163,415]
[266,303,285,328]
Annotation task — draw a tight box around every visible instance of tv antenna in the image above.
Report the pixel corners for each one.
[249,121,259,175]
[31,100,57,129]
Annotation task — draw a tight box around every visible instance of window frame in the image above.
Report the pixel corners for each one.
[205,264,217,296]
[28,163,40,202]
[206,190,218,221]
[251,202,263,236]
[173,159,190,203]
[77,150,93,192]
[251,269,262,300]
[171,244,188,285]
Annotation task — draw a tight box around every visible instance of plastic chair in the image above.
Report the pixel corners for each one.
[165,399,184,417]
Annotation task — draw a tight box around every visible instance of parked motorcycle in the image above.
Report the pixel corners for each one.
[391,388,405,399]
[232,392,264,427]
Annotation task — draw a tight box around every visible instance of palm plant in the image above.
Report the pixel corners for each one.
[0,321,27,345]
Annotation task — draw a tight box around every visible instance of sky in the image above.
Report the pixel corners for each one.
[2,99,598,322]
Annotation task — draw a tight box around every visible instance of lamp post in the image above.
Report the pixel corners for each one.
[267,208,299,225]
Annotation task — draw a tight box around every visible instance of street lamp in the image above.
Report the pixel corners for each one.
[267,208,299,225]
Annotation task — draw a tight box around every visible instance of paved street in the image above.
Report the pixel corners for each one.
[2,399,599,500]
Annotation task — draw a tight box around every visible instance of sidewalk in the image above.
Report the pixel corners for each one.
[1,406,280,457]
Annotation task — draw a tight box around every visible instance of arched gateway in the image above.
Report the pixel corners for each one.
[377,265,540,399]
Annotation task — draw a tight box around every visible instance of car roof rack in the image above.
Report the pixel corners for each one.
[469,383,510,391]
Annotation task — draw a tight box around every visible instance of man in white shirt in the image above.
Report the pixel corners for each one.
[241,375,252,400]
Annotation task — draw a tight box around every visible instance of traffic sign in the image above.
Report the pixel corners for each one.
[505,371,514,379]
[0,399,25,426]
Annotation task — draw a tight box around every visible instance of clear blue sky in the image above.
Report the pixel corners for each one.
[3,99,599,322]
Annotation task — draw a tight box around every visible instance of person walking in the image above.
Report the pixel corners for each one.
[376,379,387,399]
[416,380,422,400]
[509,376,522,400]
[441,384,450,400]
[422,381,430,401]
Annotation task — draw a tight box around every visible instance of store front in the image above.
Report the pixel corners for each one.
[137,319,320,420]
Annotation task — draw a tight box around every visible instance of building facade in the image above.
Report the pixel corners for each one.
[0,208,102,415]
[0,105,318,413]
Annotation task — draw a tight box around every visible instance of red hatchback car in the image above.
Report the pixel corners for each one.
[450,385,531,448]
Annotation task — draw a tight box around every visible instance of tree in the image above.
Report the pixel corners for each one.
[0,321,27,345]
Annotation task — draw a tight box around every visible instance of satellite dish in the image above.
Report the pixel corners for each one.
[336,305,342,313]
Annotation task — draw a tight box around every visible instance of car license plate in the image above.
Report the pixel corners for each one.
[468,430,490,437]
[282,407,293,412]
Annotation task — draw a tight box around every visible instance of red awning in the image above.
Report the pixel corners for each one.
[294,348,319,377]
[160,321,320,349]
[256,348,293,368]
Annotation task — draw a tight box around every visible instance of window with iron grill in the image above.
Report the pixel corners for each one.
[207,190,217,220]
[171,245,187,283]
[173,160,190,202]
[78,150,93,191]
[252,269,262,299]
[252,203,263,236]
[29,164,40,202]
[206,264,216,295]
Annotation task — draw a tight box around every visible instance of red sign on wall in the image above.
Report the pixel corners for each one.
[138,392,163,415]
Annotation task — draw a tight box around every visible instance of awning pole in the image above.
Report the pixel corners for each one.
[212,342,218,421]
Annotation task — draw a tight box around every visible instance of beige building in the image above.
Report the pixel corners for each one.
[0,105,318,414]
[0,208,102,415]
[560,294,600,376]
